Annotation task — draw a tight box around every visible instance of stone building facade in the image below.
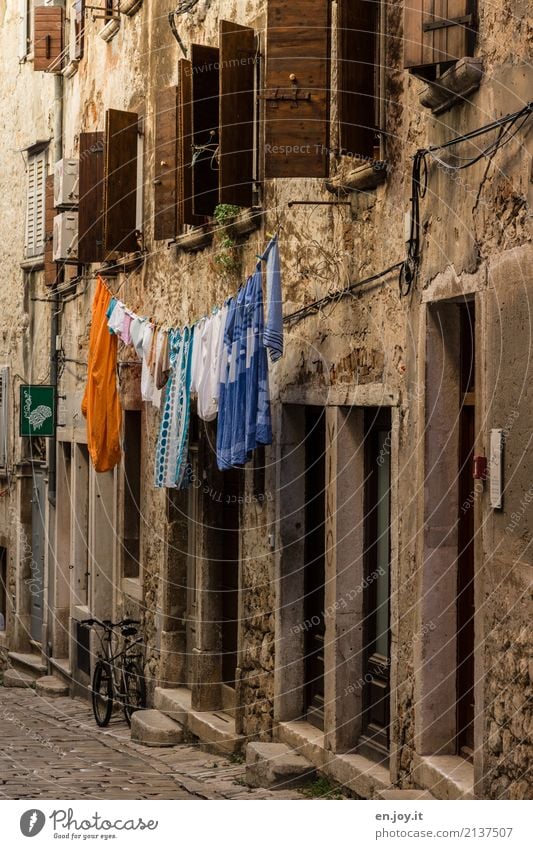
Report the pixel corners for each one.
[0,0,531,800]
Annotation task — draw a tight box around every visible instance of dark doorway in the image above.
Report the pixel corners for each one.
[457,302,476,759]
[219,467,243,688]
[303,406,326,729]
[360,408,391,759]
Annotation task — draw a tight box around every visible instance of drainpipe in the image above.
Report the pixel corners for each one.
[48,73,64,508]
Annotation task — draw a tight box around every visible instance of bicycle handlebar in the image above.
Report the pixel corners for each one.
[79,618,141,630]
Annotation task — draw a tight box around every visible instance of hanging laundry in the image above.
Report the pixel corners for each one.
[217,287,245,470]
[261,234,284,362]
[190,309,227,422]
[81,277,122,473]
[155,330,171,391]
[245,265,272,454]
[107,299,126,337]
[154,326,194,489]
[130,315,148,359]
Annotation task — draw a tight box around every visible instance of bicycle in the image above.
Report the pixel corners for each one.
[80,618,146,728]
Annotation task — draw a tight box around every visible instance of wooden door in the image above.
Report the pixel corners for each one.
[303,406,326,729]
[457,302,476,759]
[361,409,391,758]
[220,468,242,688]
[30,471,46,642]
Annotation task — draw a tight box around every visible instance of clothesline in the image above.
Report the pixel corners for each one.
[82,235,283,488]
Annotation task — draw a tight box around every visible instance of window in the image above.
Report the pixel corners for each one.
[0,367,9,474]
[122,411,142,580]
[33,4,64,72]
[26,148,47,258]
[0,547,7,631]
[404,0,476,81]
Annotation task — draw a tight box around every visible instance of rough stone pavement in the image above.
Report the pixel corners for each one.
[0,687,305,800]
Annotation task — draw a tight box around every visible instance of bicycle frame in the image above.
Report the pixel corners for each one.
[92,625,144,706]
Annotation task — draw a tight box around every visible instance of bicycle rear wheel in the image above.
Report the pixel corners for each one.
[123,660,146,726]
[92,660,114,727]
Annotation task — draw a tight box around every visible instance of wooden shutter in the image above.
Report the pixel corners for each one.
[104,109,139,253]
[191,44,220,217]
[34,6,64,72]
[219,20,255,208]
[154,87,179,241]
[44,174,57,285]
[74,0,85,61]
[26,151,47,258]
[338,0,378,159]
[78,132,105,263]
[264,0,331,178]
[178,59,204,227]
[404,0,476,71]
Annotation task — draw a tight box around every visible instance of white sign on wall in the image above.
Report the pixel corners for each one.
[490,428,503,509]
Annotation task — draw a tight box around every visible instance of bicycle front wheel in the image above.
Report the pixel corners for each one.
[92,660,114,727]
[123,660,146,726]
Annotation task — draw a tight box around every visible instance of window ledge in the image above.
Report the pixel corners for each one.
[121,0,143,14]
[62,59,79,79]
[123,577,143,602]
[21,256,44,271]
[419,58,483,115]
[176,225,214,253]
[99,19,120,42]
[231,207,263,237]
[326,160,387,195]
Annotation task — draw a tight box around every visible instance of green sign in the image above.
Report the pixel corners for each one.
[20,385,56,437]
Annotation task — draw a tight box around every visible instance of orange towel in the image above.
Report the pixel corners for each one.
[81,276,122,472]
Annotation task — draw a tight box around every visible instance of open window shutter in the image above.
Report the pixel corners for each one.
[264,0,331,178]
[338,0,378,159]
[154,87,178,241]
[26,151,46,257]
[178,59,204,227]
[191,44,220,217]
[78,132,105,263]
[34,6,64,72]
[104,110,139,253]
[0,366,9,472]
[404,0,476,71]
[219,20,255,208]
[44,174,57,285]
[74,0,85,61]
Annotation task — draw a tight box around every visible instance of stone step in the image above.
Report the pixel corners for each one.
[2,668,36,689]
[8,651,47,678]
[131,709,184,747]
[188,708,243,756]
[379,789,436,800]
[154,686,191,725]
[246,742,316,789]
[35,675,69,698]
[413,754,475,800]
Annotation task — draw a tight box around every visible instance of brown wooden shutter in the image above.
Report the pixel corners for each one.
[178,59,204,227]
[104,109,139,253]
[78,132,105,263]
[338,0,378,160]
[34,6,64,72]
[219,20,255,208]
[154,87,179,241]
[264,0,331,178]
[191,44,220,217]
[404,0,476,71]
[44,174,57,286]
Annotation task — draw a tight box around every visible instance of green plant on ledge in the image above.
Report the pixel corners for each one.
[212,203,241,278]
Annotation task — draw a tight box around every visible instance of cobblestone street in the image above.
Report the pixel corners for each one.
[0,688,303,801]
